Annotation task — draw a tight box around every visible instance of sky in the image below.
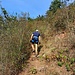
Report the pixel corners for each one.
[0,0,74,18]
[0,0,53,18]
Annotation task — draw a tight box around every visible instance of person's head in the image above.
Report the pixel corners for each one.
[36,29,38,32]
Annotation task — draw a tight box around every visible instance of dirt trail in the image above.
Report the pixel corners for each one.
[18,52,73,75]
[19,54,46,75]
[18,35,73,75]
[19,55,73,75]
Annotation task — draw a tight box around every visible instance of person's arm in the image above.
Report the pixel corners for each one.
[30,34,33,40]
[38,36,41,44]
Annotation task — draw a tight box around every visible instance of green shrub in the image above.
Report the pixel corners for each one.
[30,68,37,74]
[58,61,63,67]
[65,63,70,71]
[70,58,75,64]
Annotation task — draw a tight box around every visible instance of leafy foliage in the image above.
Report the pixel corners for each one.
[49,0,62,13]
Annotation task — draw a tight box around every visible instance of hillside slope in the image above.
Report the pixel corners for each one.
[0,4,75,75]
[19,32,75,75]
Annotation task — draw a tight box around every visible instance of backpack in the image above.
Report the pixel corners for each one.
[33,36,38,41]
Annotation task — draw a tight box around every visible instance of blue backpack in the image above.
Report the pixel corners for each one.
[33,36,38,41]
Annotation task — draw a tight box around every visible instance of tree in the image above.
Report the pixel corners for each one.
[1,7,8,19]
[36,15,45,21]
[49,0,62,13]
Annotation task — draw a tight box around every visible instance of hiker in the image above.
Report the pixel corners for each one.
[30,30,41,57]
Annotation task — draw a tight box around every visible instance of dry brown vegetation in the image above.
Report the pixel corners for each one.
[0,3,75,75]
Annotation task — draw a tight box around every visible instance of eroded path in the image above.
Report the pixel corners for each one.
[19,36,73,75]
[19,54,47,75]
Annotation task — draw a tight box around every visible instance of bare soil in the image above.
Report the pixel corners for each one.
[19,33,74,75]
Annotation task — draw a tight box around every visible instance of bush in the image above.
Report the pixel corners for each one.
[30,68,37,74]
[58,61,63,67]
[65,63,70,71]
[70,58,75,64]
[0,17,31,75]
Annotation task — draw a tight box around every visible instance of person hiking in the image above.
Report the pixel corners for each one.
[30,30,41,57]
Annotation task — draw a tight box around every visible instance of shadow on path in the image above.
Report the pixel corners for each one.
[38,45,43,55]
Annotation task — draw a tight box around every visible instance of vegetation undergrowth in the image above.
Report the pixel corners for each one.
[0,0,75,75]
